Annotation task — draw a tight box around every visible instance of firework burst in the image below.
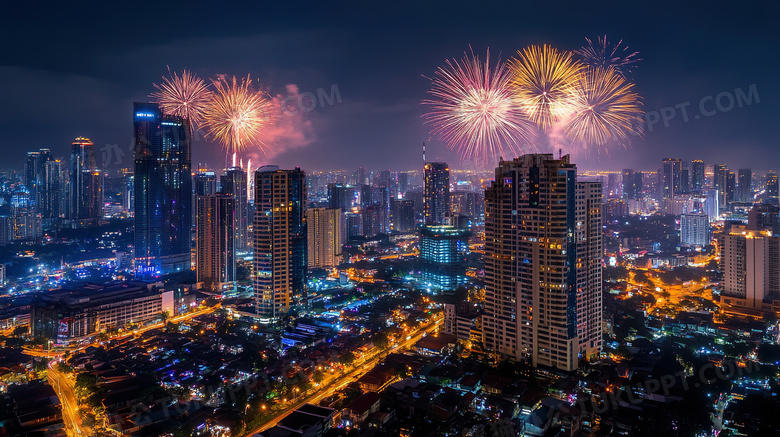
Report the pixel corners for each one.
[423,48,533,167]
[564,66,644,152]
[508,45,583,129]
[201,75,274,155]
[150,68,212,129]
[575,36,641,76]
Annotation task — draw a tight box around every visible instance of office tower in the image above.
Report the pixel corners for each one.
[41,159,64,224]
[419,225,469,291]
[719,225,780,310]
[703,189,719,220]
[253,166,307,321]
[766,171,779,205]
[370,186,390,233]
[358,185,371,210]
[379,170,392,188]
[194,169,217,196]
[714,164,728,206]
[424,162,450,225]
[725,171,736,209]
[748,203,780,235]
[680,213,710,247]
[327,183,354,212]
[680,167,690,194]
[25,151,40,202]
[69,137,103,226]
[483,154,602,371]
[738,169,753,203]
[450,191,478,218]
[621,169,636,200]
[691,160,705,192]
[221,167,249,250]
[634,171,644,197]
[397,172,409,194]
[121,169,134,212]
[391,199,415,232]
[662,158,682,199]
[196,194,236,292]
[345,212,364,239]
[133,103,192,276]
[306,207,342,268]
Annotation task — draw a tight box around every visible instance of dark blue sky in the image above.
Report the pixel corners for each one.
[1,1,778,172]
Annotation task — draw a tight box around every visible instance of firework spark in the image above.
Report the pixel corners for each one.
[201,75,274,155]
[423,48,533,167]
[150,68,212,128]
[564,66,644,152]
[575,36,641,76]
[508,45,583,129]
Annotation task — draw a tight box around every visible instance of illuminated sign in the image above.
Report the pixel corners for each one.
[58,318,70,338]
[135,112,156,119]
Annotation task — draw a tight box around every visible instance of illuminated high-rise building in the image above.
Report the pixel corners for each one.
[714,164,728,209]
[691,160,705,192]
[194,169,217,196]
[133,103,192,277]
[221,167,249,250]
[766,170,779,205]
[483,154,602,371]
[680,213,710,247]
[719,224,780,310]
[253,166,307,322]
[69,138,103,226]
[662,158,682,199]
[738,169,753,203]
[41,159,64,225]
[391,199,415,232]
[196,194,236,292]
[423,162,449,225]
[419,225,469,291]
[306,207,342,268]
[621,169,637,200]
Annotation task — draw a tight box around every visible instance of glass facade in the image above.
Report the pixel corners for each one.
[133,102,192,277]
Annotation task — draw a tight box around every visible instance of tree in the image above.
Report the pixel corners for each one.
[158,310,171,324]
[373,332,389,350]
[12,325,28,336]
[338,352,356,367]
[312,371,324,384]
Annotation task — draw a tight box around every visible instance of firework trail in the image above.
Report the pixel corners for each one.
[201,75,274,156]
[508,45,583,129]
[564,66,644,154]
[575,36,641,76]
[423,48,533,167]
[150,68,212,129]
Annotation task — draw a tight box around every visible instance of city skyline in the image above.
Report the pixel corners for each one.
[1,2,778,171]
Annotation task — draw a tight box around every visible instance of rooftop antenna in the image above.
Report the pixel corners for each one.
[559,148,562,160]
[422,142,426,167]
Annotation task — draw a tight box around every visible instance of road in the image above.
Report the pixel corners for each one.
[245,315,442,436]
[48,361,87,436]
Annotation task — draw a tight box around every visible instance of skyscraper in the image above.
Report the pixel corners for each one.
[621,169,635,200]
[306,207,342,269]
[70,137,103,226]
[423,162,449,225]
[680,213,710,247]
[41,159,64,225]
[419,225,469,291]
[253,166,307,322]
[482,154,602,371]
[766,170,779,205]
[221,167,249,251]
[719,224,780,310]
[133,103,192,276]
[391,199,415,232]
[725,171,736,209]
[662,158,682,199]
[691,160,705,192]
[196,194,236,292]
[714,164,728,208]
[194,169,217,196]
[738,169,753,203]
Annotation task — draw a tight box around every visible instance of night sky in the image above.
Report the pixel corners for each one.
[1,1,778,172]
